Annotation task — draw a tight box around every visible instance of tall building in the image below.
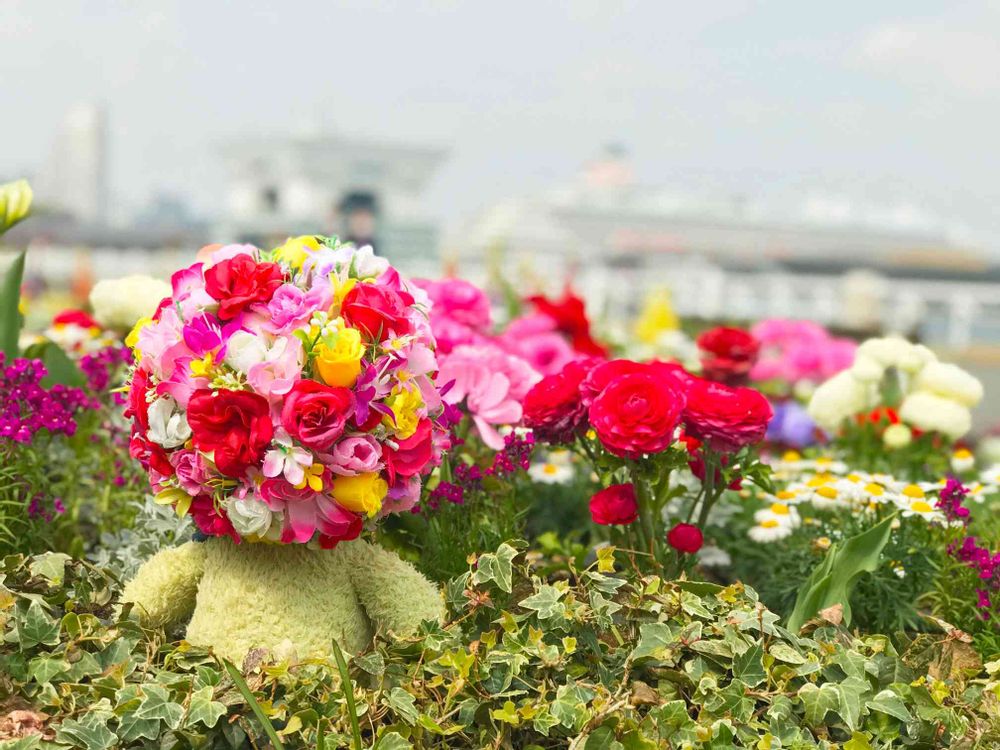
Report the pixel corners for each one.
[217,131,446,271]
[36,103,109,225]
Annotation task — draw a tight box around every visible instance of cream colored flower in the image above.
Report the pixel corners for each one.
[882,423,912,449]
[227,497,274,538]
[89,275,171,330]
[808,370,870,433]
[899,392,972,440]
[912,362,983,408]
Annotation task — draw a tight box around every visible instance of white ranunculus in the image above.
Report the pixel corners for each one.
[899,392,972,439]
[146,396,191,448]
[808,370,869,433]
[912,362,983,408]
[227,497,274,538]
[856,336,928,372]
[224,330,270,373]
[849,354,885,383]
[89,275,171,330]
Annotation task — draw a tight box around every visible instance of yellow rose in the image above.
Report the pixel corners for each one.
[273,235,320,269]
[384,385,423,439]
[331,472,388,517]
[315,327,365,387]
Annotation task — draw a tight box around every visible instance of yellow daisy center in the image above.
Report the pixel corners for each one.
[864,483,884,496]
[770,503,790,516]
[902,484,925,498]
[761,519,780,529]
[910,500,933,513]
[542,464,559,475]
[815,486,839,499]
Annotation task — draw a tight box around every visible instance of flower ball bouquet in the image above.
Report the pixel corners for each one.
[120,237,447,661]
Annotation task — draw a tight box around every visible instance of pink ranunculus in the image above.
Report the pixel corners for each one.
[258,283,331,335]
[382,475,422,514]
[415,278,492,330]
[438,344,537,449]
[683,377,773,452]
[329,434,383,476]
[501,326,579,376]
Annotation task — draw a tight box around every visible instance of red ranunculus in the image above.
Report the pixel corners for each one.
[588,365,685,458]
[204,255,284,321]
[528,289,608,357]
[522,360,590,444]
[589,483,638,525]
[281,380,354,450]
[680,433,743,489]
[53,309,100,329]
[187,388,274,477]
[683,378,772,453]
[385,418,434,481]
[341,283,414,342]
[666,522,703,554]
[697,326,760,385]
[580,358,691,405]
[190,495,240,543]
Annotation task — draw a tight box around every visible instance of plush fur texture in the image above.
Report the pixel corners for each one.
[121,538,444,662]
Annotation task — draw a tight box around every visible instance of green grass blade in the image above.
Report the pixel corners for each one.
[331,638,362,750]
[223,658,285,750]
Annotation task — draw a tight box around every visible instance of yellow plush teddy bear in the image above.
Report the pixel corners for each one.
[122,537,444,663]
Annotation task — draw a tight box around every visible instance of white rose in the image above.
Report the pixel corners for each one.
[146,396,191,448]
[899,392,972,439]
[89,275,171,330]
[808,370,870,433]
[226,497,274,538]
[224,330,269,373]
[912,362,983,408]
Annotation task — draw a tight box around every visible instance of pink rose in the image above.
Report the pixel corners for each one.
[169,449,212,496]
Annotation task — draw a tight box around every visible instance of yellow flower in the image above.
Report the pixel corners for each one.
[126,316,153,360]
[633,290,679,344]
[384,385,424,439]
[273,235,320,269]
[331,472,388,517]
[315,327,365,387]
[189,352,216,378]
[294,463,326,492]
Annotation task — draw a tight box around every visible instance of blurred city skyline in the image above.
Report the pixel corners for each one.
[3,1,1000,249]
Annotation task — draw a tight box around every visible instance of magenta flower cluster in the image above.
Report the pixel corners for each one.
[0,354,95,444]
[79,345,131,400]
[938,477,999,617]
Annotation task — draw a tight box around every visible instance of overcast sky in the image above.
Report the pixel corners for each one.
[3,1,1000,246]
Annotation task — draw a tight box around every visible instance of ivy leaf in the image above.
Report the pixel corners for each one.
[733,643,766,688]
[490,700,521,726]
[632,623,679,662]
[134,684,184,729]
[472,543,518,593]
[868,689,912,722]
[551,682,595,731]
[388,686,420,725]
[17,600,60,648]
[836,676,869,732]
[28,553,71,586]
[375,731,413,750]
[798,682,840,727]
[596,546,616,573]
[55,715,117,750]
[583,724,624,749]
[843,732,874,750]
[186,686,227,729]
[116,711,162,743]
[520,585,565,620]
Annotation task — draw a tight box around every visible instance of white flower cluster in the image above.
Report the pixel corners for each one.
[807,336,982,440]
[89,275,172,331]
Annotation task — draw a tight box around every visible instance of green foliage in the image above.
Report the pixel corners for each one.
[0,249,26,359]
[788,514,896,632]
[1,544,996,748]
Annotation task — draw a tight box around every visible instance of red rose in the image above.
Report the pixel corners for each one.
[53,309,100,329]
[341,283,414,342]
[204,255,284,321]
[589,483,638,525]
[522,360,590,444]
[385,418,434,481]
[697,326,760,385]
[666,523,703,554]
[528,290,608,357]
[281,380,354,450]
[588,365,685,458]
[129,430,173,477]
[187,388,274,477]
[125,368,152,432]
[683,378,772,453]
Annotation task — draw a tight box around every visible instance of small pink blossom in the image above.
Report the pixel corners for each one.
[329,434,383,476]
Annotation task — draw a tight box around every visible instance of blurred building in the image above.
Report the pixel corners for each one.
[35,104,110,225]
[217,132,447,269]
[453,146,1000,348]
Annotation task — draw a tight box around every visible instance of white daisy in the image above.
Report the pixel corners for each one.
[748,519,795,543]
[951,448,975,474]
[527,461,574,484]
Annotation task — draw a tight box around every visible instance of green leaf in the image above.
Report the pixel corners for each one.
[116,711,162,743]
[134,683,183,729]
[186,686,226,729]
[223,659,285,750]
[520,584,565,620]
[868,688,912,722]
[388,687,420,725]
[583,724,624,749]
[55,714,117,750]
[631,622,679,661]
[472,543,518,593]
[0,249,26,358]
[733,642,766,688]
[798,682,840,727]
[331,638,362,750]
[843,731,874,750]
[23,340,87,388]
[28,553,71,585]
[17,600,61,648]
[836,676,868,732]
[787,513,895,632]
[375,732,413,750]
